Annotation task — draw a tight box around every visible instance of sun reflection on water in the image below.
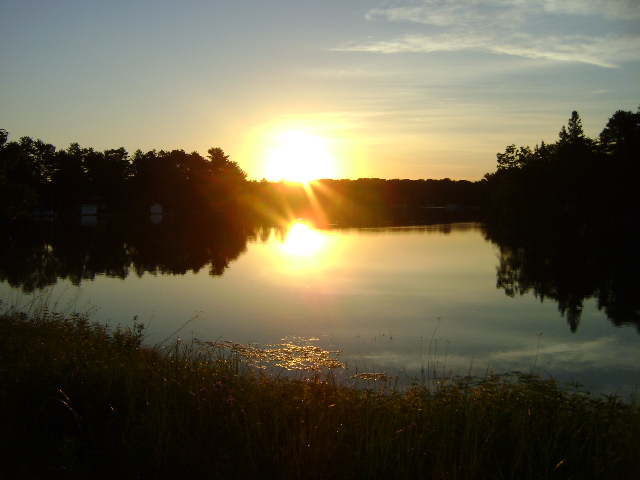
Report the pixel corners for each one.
[282,222,325,257]
[261,220,345,278]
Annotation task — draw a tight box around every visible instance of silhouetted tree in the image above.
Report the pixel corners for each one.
[599,108,640,162]
[80,146,132,208]
[484,109,639,225]
[0,132,40,218]
[558,111,588,147]
[50,143,89,212]
[597,107,640,220]
[206,148,247,179]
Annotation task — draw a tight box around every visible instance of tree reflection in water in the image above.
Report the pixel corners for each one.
[1,216,639,334]
[0,215,250,292]
[486,221,640,333]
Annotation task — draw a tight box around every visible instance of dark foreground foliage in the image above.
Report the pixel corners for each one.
[1,310,638,479]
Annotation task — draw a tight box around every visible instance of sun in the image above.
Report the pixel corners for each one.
[263,131,337,183]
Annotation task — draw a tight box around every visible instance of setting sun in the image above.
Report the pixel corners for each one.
[263,131,337,183]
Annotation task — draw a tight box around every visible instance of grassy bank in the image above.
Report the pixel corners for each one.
[1,310,638,479]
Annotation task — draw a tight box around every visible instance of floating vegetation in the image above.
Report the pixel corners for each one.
[196,336,346,373]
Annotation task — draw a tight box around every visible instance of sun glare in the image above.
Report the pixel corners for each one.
[264,131,337,183]
[282,222,325,256]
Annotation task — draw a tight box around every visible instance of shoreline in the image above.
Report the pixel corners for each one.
[2,311,638,479]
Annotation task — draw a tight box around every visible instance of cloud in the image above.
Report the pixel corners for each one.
[540,0,640,20]
[336,32,639,68]
[365,1,513,26]
[338,0,640,68]
[365,0,640,25]
[494,33,640,68]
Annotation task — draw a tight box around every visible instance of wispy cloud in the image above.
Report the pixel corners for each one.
[336,0,640,68]
[365,0,640,25]
[539,0,640,20]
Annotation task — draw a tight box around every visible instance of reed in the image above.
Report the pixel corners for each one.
[1,308,638,479]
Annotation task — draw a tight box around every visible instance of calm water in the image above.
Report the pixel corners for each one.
[1,219,638,399]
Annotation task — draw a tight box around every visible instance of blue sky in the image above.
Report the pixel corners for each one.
[1,0,638,181]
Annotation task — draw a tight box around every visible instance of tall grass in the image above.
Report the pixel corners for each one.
[1,307,638,479]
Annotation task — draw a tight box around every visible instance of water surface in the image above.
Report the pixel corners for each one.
[2,220,638,399]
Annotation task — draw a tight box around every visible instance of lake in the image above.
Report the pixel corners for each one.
[1,216,638,400]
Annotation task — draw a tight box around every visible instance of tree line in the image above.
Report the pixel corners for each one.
[0,130,483,224]
[1,106,638,225]
[0,135,248,219]
[484,107,640,226]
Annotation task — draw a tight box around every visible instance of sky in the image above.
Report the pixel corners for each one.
[1,0,639,181]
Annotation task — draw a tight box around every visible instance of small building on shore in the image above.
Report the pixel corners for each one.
[150,203,163,224]
[80,204,98,216]
[149,203,163,215]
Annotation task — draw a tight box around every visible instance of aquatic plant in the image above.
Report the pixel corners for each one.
[1,309,638,479]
